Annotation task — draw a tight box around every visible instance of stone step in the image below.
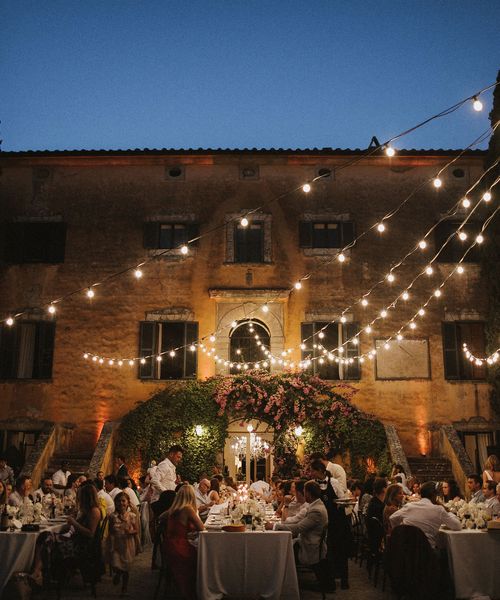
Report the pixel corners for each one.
[44,453,93,480]
[407,456,453,482]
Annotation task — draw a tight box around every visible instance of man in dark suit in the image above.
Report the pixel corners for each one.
[116,455,129,479]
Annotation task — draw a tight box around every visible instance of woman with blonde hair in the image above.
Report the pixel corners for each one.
[163,484,205,600]
[383,483,405,534]
[483,455,500,485]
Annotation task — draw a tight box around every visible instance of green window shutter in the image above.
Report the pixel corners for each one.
[299,222,313,248]
[143,223,159,249]
[139,322,156,379]
[442,322,459,379]
[187,223,200,246]
[341,222,355,246]
[0,325,17,379]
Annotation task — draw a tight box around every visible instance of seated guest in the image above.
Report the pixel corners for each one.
[223,476,237,493]
[467,474,485,504]
[275,481,292,518]
[367,477,387,523]
[442,479,462,502]
[383,483,404,534]
[52,460,71,492]
[208,477,221,504]
[0,456,15,485]
[94,478,115,515]
[104,474,120,499]
[483,481,500,514]
[34,477,56,503]
[118,477,140,508]
[406,477,421,498]
[281,480,309,523]
[482,454,500,485]
[359,476,375,515]
[194,478,213,521]
[163,484,205,600]
[0,479,6,506]
[64,474,80,503]
[390,481,461,548]
[249,478,271,497]
[8,475,32,507]
[270,481,328,565]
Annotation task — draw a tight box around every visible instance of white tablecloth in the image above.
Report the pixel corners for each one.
[440,529,500,599]
[197,530,300,600]
[0,522,64,593]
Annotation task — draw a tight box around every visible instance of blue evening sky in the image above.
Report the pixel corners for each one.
[1,1,499,151]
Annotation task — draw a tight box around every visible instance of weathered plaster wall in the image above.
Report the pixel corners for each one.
[0,152,493,455]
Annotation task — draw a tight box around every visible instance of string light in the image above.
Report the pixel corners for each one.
[396,334,403,341]
[387,273,395,283]
[463,343,499,364]
[458,231,467,241]
[418,240,427,249]
[377,223,386,233]
[409,322,417,330]
[475,234,484,244]
[156,356,162,362]
[262,304,269,313]
[380,310,388,318]
[402,291,410,301]
[338,253,346,263]
[456,265,464,274]
[385,146,395,157]
[128,360,134,366]
[418,308,425,316]
[434,289,442,297]
[482,191,492,202]
[86,288,95,298]
[472,96,483,112]
[48,305,56,314]
[180,245,189,255]
[240,217,249,227]
[134,269,143,279]
[209,335,216,343]
[425,266,434,275]
[6,318,14,326]
[433,177,442,188]
[361,298,368,307]
[302,184,311,193]
[462,198,471,208]
[294,281,302,290]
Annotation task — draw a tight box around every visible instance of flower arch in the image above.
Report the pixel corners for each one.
[117,371,389,481]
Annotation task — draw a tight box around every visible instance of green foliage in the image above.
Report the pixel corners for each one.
[117,372,388,481]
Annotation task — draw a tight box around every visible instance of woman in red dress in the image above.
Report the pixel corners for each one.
[163,484,205,600]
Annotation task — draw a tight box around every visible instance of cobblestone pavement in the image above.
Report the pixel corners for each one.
[38,547,388,599]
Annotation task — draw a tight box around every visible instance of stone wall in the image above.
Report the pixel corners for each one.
[0,150,494,455]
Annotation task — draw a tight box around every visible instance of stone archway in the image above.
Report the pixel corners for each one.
[229,319,270,373]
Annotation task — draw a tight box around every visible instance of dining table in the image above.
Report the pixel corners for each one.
[440,528,500,599]
[197,504,300,600]
[0,519,66,593]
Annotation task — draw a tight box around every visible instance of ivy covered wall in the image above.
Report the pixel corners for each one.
[117,372,389,482]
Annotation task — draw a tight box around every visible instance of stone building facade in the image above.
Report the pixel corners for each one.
[0,147,497,464]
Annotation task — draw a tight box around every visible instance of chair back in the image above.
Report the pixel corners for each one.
[366,516,384,553]
[385,524,439,599]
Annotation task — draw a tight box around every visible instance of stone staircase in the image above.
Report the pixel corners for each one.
[407,457,454,483]
[44,452,93,481]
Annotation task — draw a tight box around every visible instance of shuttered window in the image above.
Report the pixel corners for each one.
[3,222,66,264]
[299,221,355,249]
[300,321,360,380]
[0,321,55,379]
[138,321,198,380]
[234,223,264,263]
[442,321,486,380]
[143,223,200,249]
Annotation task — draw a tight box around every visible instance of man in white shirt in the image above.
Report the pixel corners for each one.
[33,477,56,503]
[104,474,120,499]
[95,478,115,515]
[8,476,33,507]
[467,474,485,504]
[52,461,71,492]
[249,478,271,497]
[390,481,461,548]
[310,460,345,499]
[310,451,347,495]
[150,445,183,501]
[483,481,500,514]
[194,478,213,521]
[281,480,309,523]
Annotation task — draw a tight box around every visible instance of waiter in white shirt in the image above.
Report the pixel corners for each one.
[150,444,183,501]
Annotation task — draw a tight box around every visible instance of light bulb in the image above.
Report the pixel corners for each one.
[419,240,427,249]
[209,335,216,343]
[338,346,344,353]
[189,345,196,352]
[338,253,346,263]
[472,97,483,112]
[319,358,324,365]
[300,343,306,350]
[434,289,442,297]
[340,316,347,323]
[243,364,248,370]
[83,353,89,359]
[418,308,425,316]
[397,334,403,341]
[48,305,56,314]
[361,298,368,307]
[294,425,303,437]
[365,325,372,334]
[247,423,254,432]
[380,310,388,318]
[109,360,114,366]
[352,338,359,345]
[262,304,269,313]
[240,217,249,227]
[140,358,146,364]
[156,355,162,362]
[6,317,14,326]
[385,146,395,157]
[231,320,237,328]
[302,183,311,193]
[118,360,123,366]
[377,223,385,233]
[128,360,134,366]
[134,269,143,279]
[402,291,410,301]
[387,273,395,283]
[86,288,95,298]
[92,356,97,362]
[476,234,484,244]
[195,425,203,436]
[318,331,325,339]
[409,322,417,329]
[457,265,464,274]
[294,281,302,290]
[236,349,241,355]
[482,191,492,202]
[425,266,433,275]
[98,358,104,364]
[359,357,365,363]
[384,343,390,350]
[180,245,188,255]
[433,177,442,188]
[462,198,471,208]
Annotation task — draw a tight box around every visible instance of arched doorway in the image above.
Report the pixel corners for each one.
[229,319,270,373]
[224,419,274,485]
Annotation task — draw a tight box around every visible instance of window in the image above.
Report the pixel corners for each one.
[301,322,360,380]
[3,222,66,264]
[229,320,270,373]
[0,321,55,379]
[442,321,486,380]
[299,221,354,249]
[139,321,198,379]
[143,222,199,249]
[434,221,482,263]
[234,223,264,263]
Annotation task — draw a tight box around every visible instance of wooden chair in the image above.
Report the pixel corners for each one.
[153,520,176,600]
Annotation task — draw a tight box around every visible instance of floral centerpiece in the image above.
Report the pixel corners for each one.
[229,484,266,528]
[444,499,493,529]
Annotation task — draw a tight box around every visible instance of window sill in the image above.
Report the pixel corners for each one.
[0,379,53,383]
[445,379,488,383]
[223,261,274,266]
[302,248,352,258]
[147,249,196,259]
